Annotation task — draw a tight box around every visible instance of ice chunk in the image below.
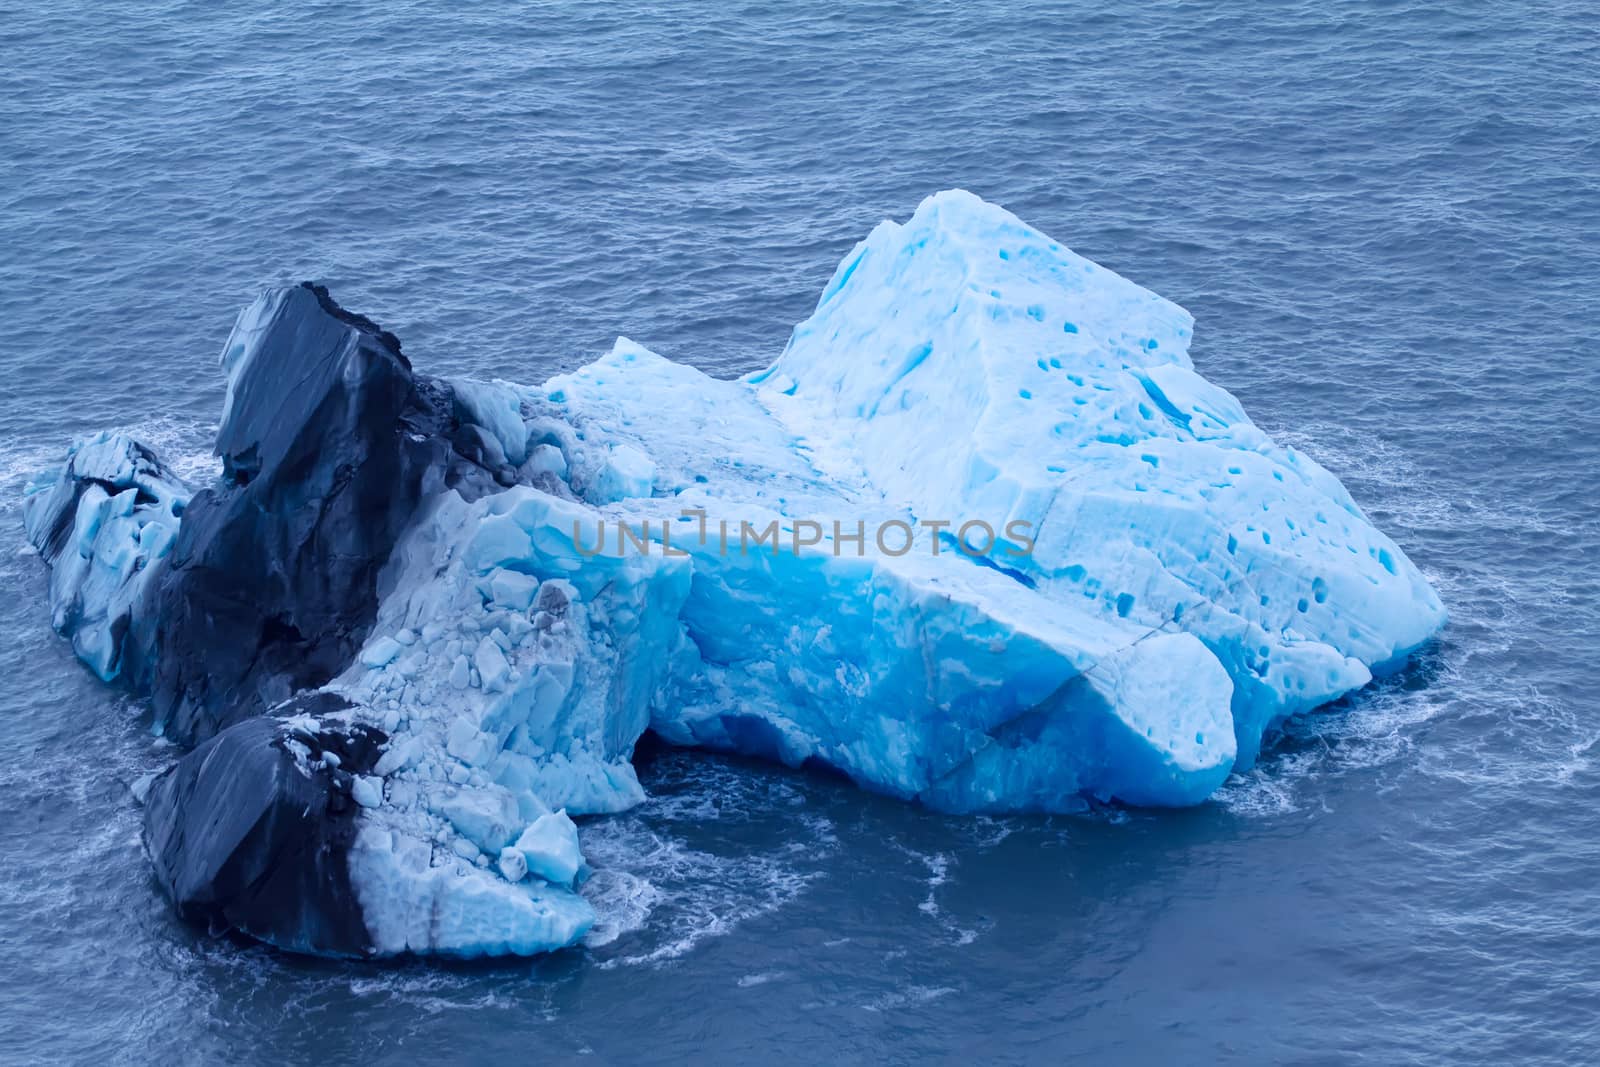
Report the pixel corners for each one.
[589,443,654,503]
[372,737,418,777]
[351,776,384,808]
[486,568,540,612]
[518,443,568,482]
[498,846,529,883]
[21,432,189,688]
[437,787,522,853]
[348,825,593,957]
[473,637,511,693]
[514,810,583,887]
[360,636,403,669]
[452,379,529,465]
[445,716,492,766]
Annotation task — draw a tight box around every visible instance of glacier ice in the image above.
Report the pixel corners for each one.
[21,191,1445,959]
[529,337,1242,810]
[750,190,1444,769]
[21,432,189,688]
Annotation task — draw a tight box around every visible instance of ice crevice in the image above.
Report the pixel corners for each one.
[20,191,1445,959]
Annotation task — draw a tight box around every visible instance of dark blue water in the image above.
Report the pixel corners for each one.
[3,2,1597,1062]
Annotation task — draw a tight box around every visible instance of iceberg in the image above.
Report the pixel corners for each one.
[20,191,1445,958]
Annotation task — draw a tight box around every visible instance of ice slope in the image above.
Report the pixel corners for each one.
[529,340,1238,810]
[752,190,1446,765]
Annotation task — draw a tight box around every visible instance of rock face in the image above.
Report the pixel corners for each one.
[142,694,385,957]
[21,192,1448,959]
[149,283,500,745]
[24,283,507,956]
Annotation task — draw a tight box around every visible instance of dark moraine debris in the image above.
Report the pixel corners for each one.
[150,282,499,746]
[142,692,386,957]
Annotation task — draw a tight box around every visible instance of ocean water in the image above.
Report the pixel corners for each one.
[2,1,1597,1062]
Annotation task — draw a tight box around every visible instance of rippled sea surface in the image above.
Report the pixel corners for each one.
[3,2,1597,1062]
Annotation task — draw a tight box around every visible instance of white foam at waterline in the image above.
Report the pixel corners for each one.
[579,814,831,968]
[1214,691,1439,818]
[959,815,1017,849]
[639,763,812,825]
[0,415,218,498]
[345,980,516,1017]
[579,867,661,949]
[1201,418,1586,819]
[1214,767,1305,817]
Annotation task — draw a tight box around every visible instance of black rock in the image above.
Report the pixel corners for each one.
[27,283,518,956]
[142,693,386,957]
[150,282,495,745]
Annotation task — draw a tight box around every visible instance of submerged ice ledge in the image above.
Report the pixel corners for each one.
[22,191,1445,959]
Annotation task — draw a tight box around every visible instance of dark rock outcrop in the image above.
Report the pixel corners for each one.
[23,283,517,955]
[142,692,386,957]
[149,283,496,745]
[20,283,562,957]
